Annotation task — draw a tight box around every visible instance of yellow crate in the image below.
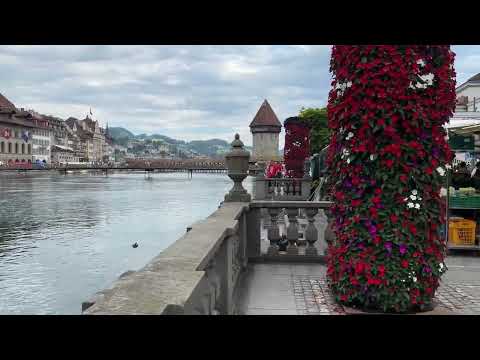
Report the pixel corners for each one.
[449,219,476,245]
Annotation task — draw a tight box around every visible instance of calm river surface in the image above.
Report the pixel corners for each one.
[0,171,252,314]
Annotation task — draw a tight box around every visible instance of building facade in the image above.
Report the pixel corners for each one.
[0,94,37,166]
[456,73,480,112]
[249,100,282,163]
[65,116,107,163]
[51,145,79,164]
[29,111,52,163]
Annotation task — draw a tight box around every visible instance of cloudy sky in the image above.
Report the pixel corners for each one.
[0,45,478,147]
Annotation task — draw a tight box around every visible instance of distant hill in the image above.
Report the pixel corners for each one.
[109,127,135,140]
[109,126,252,157]
[136,133,186,145]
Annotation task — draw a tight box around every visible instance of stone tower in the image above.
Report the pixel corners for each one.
[249,100,282,163]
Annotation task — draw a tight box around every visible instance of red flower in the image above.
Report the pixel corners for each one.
[385,159,394,168]
[353,215,360,223]
[374,188,382,195]
[355,262,365,274]
[340,294,348,302]
[425,167,433,175]
[350,277,360,286]
[372,196,381,205]
[373,235,381,245]
[351,199,362,207]
[335,191,345,201]
[367,278,382,285]
[399,174,408,183]
[390,214,398,223]
[401,260,409,269]
[409,224,417,236]
[378,264,386,277]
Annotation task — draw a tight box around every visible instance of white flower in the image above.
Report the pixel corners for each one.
[418,197,422,201]
[415,203,420,209]
[412,190,418,195]
[407,202,414,208]
[440,263,444,269]
[411,73,435,89]
[420,73,435,85]
[436,167,445,176]
[346,158,351,164]
[445,164,452,170]
[370,154,375,161]
[404,197,409,202]
[413,276,418,282]
[346,132,354,140]
[417,59,425,67]
[410,195,417,201]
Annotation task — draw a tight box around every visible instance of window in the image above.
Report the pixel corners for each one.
[28,144,31,154]
[21,144,25,154]
[15,143,18,154]
[0,142,3,153]
[8,143,11,153]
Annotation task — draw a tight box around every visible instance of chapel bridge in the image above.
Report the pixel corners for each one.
[1,159,235,175]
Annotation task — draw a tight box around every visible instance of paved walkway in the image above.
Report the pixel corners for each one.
[235,255,480,315]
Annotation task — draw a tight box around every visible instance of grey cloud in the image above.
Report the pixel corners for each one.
[1,45,475,145]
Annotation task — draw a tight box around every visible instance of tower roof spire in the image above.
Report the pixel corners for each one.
[249,99,281,128]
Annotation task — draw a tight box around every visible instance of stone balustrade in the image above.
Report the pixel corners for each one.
[247,201,332,260]
[255,178,312,201]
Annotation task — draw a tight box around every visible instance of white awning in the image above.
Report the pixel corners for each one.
[51,144,74,152]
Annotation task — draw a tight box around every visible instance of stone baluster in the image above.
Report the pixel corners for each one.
[286,208,299,255]
[267,207,281,255]
[305,208,319,256]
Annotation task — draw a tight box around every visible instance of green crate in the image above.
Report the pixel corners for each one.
[449,195,480,209]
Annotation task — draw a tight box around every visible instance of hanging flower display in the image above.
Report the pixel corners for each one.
[284,116,311,178]
[325,45,456,313]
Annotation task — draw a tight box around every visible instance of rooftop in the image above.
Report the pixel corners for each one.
[468,73,480,82]
[249,100,281,128]
[0,93,16,111]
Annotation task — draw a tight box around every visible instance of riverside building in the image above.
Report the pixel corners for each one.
[0,93,38,166]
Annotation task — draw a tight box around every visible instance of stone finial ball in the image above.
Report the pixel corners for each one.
[235,133,240,140]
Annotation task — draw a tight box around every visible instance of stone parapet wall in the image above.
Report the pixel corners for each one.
[83,202,249,315]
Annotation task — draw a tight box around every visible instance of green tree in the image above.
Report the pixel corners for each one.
[299,107,330,155]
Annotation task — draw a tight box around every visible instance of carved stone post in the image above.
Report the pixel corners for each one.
[224,134,251,202]
[267,207,281,255]
[286,208,299,255]
[305,208,319,256]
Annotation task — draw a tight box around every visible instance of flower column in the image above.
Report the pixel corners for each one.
[326,46,456,313]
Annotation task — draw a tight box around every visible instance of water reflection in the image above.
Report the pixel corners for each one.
[0,172,249,314]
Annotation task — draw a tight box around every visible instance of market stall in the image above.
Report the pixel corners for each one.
[446,123,480,253]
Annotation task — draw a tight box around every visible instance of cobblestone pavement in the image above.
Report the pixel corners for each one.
[292,275,480,315]
[236,259,480,315]
[435,282,480,314]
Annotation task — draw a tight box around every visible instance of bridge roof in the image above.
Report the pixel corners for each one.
[249,100,281,128]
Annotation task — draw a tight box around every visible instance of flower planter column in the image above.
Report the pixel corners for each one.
[326,45,456,313]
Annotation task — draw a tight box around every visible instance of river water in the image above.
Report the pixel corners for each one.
[0,171,252,314]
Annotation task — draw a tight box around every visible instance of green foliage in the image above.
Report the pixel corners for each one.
[299,107,330,155]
